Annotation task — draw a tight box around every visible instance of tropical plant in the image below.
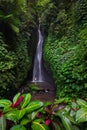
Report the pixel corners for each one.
[76,99,87,123]
[0,92,87,130]
[0,0,32,98]
[0,93,50,130]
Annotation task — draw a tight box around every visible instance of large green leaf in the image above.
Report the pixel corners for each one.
[76,108,87,123]
[21,93,31,108]
[0,99,11,108]
[17,109,26,120]
[26,101,43,113]
[0,116,6,130]
[77,99,87,108]
[60,115,74,130]
[32,121,49,130]
[10,125,26,130]
[13,93,21,104]
[20,118,29,125]
[5,111,17,121]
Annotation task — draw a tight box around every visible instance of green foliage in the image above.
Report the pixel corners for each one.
[43,28,87,98]
[0,34,17,97]
[0,93,45,129]
[76,99,87,123]
[37,0,50,7]
[10,125,27,130]
[0,32,31,98]
[0,92,87,129]
[76,0,87,24]
[43,0,87,99]
[40,0,72,39]
[0,0,28,35]
[40,2,57,37]
[49,9,68,37]
[0,0,32,98]
[14,33,31,86]
[31,119,50,130]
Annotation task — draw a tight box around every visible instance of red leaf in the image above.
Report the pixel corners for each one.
[10,96,23,108]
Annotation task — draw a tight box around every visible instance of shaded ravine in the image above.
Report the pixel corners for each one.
[31,25,55,102]
[19,25,55,102]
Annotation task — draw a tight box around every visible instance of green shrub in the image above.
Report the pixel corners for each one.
[43,30,87,98]
[0,93,87,130]
[0,0,32,98]
[42,0,87,99]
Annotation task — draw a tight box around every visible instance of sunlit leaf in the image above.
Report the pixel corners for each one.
[20,118,29,125]
[21,93,31,108]
[26,101,43,113]
[13,93,21,104]
[76,108,87,123]
[5,111,17,121]
[77,99,87,108]
[17,109,26,120]
[0,99,11,108]
[32,120,49,130]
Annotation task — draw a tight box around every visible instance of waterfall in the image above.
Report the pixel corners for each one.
[32,25,43,82]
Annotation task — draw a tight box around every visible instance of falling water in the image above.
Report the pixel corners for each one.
[32,25,43,82]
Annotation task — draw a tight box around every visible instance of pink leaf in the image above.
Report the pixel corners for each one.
[10,96,23,108]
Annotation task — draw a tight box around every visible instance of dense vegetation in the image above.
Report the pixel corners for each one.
[0,0,34,98]
[0,93,87,130]
[0,0,87,130]
[0,0,87,99]
[42,0,87,98]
